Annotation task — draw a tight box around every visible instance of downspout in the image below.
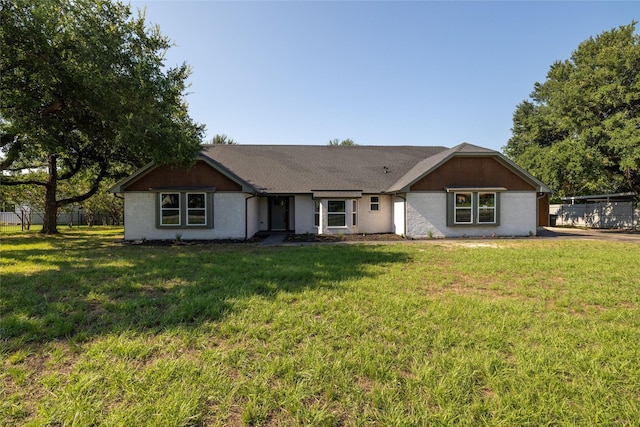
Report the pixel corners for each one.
[245,194,256,240]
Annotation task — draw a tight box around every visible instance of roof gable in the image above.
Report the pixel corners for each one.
[109,154,255,193]
[409,156,536,191]
[120,160,243,192]
[388,143,551,193]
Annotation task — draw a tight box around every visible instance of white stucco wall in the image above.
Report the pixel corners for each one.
[294,195,316,234]
[246,196,260,239]
[406,192,537,238]
[123,192,248,240]
[357,195,393,234]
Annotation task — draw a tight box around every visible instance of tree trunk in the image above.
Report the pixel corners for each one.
[41,154,59,235]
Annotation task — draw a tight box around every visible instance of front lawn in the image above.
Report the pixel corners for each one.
[1,228,639,426]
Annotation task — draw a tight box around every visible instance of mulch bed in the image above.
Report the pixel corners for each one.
[284,233,405,243]
[118,236,264,246]
[118,233,406,246]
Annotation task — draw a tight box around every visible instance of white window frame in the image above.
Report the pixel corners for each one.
[447,190,501,227]
[477,192,496,224]
[160,192,181,226]
[186,192,207,226]
[314,200,320,227]
[454,192,473,224]
[352,199,358,226]
[370,196,380,212]
[327,200,347,228]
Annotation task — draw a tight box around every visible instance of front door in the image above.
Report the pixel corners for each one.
[270,197,289,231]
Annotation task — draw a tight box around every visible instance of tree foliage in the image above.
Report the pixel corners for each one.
[328,138,357,146]
[0,0,204,234]
[209,134,238,145]
[504,22,640,198]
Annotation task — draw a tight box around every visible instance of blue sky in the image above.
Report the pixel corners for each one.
[129,1,638,152]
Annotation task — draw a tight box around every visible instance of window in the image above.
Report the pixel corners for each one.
[157,191,213,228]
[370,196,380,211]
[352,199,357,226]
[454,193,473,224]
[187,193,206,225]
[160,193,181,225]
[447,191,500,226]
[478,193,496,224]
[327,200,346,227]
[314,200,320,227]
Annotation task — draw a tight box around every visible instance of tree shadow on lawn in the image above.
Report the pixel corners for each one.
[1,232,411,351]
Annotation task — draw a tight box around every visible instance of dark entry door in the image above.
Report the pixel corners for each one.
[270,197,289,231]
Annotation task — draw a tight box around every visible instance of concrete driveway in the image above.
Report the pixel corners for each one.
[537,227,640,242]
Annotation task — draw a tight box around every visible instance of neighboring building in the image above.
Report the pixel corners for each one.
[110,143,551,240]
[550,192,639,229]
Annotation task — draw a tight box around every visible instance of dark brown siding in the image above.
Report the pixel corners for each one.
[410,157,536,191]
[123,161,242,192]
[537,193,550,226]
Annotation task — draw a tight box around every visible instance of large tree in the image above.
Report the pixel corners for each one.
[0,0,204,234]
[504,22,640,199]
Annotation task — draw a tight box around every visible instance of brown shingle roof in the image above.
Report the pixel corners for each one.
[201,144,448,193]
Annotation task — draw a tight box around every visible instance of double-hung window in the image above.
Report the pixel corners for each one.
[454,193,473,224]
[314,200,320,227]
[448,190,500,226]
[478,193,496,224]
[187,193,206,225]
[157,191,213,228]
[327,200,346,227]
[352,200,358,226]
[160,193,181,226]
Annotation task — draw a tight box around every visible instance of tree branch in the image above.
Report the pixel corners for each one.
[56,162,109,206]
[58,156,84,180]
[0,177,47,186]
[0,134,23,170]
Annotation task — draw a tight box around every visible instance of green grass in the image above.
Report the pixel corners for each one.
[1,228,639,426]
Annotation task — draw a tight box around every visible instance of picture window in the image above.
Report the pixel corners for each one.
[327,200,346,227]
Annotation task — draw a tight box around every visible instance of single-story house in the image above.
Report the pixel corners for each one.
[110,143,551,240]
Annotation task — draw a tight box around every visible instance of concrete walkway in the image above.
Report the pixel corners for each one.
[536,227,640,242]
[258,232,288,246]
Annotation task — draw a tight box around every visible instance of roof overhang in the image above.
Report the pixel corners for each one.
[312,190,363,198]
[445,187,507,192]
[149,186,216,192]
